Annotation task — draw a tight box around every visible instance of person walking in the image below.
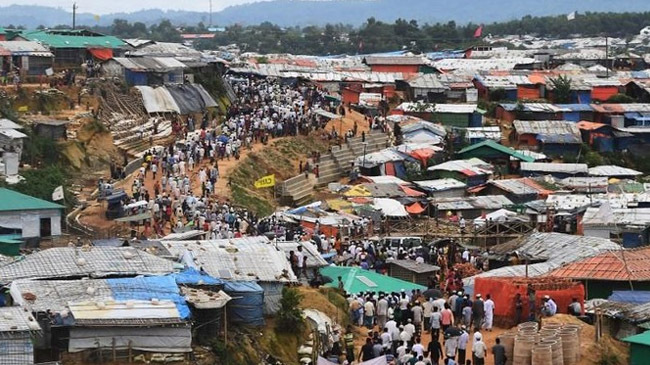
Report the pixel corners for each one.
[483,294,495,332]
[441,303,454,333]
[472,294,485,332]
[472,332,487,365]
[428,339,442,365]
[457,326,469,365]
[344,325,355,362]
[430,307,442,342]
[492,337,507,365]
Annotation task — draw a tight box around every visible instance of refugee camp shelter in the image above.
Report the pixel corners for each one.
[19,29,126,69]
[547,246,650,299]
[0,246,175,284]
[387,260,440,286]
[624,329,650,365]
[0,41,53,77]
[33,119,69,140]
[512,120,582,157]
[457,140,534,174]
[10,276,193,359]
[427,158,493,186]
[582,205,650,248]
[0,119,27,159]
[463,232,620,293]
[413,179,467,198]
[320,266,426,294]
[394,103,483,127]
[484,178,554,204]
[588,165,643,179]
[363,56,433,74]
[136,83,218,115]
[163,236,297,314]
[102,57,187,86]
[0,188,64,248]
[520,162,589,178]
[0,306,42,364]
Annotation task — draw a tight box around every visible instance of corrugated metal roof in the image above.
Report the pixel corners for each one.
[111,57,187,72]
[588,165,643,177]
[164,236,297,282]
[433,58,536,71]
[513,120,581,137]
[414,178,467,191]
[0,247,175,284]
[490,232,619,261]
[548,246,650,281]
[0,129,27,139]
[406,73,448,90]
[0,306,40,333]
[458,140,535,162]
[583,206,650,227]
[275,241,328,268]
[395,103,478,114]
[435,195,513,211]
[364,56,427,66]
[0,41,52,55]
[388,259,440,273]
[521,162,588,174]
[0,119,23,130]
[489,178,553,196]
[428,158,493,176]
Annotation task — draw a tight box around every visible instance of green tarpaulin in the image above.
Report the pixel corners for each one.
[320,266,426,294]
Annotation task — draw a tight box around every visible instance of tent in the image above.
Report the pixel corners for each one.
[320,266,426,294]
[373,198,409,218]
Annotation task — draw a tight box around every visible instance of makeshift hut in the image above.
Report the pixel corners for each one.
[387,259,440,286]
[0,306,42,364]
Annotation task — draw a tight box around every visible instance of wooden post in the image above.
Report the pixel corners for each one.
[128,340,132,363]
[112,337,116,361]
[224,307,228,346]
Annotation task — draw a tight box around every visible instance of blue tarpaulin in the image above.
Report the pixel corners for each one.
[223,281,265,326]
[609,291,650,304]
[171,268,224,286]
[106,276,191,319]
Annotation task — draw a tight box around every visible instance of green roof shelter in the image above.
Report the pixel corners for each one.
[19,29,126,70]
[0,188,64,243]
[320,266,426,295]
[623,330,650,365]
[457,139,534,174]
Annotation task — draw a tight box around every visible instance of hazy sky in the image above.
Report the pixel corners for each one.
[12,0,264,14]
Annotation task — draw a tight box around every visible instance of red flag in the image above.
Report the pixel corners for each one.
[473,25,483,38]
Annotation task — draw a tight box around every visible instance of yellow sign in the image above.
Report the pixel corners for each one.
[254,174,275,189]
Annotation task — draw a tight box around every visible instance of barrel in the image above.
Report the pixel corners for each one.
[514,336,536,365]
[518,321,540,332]
[532,344,553,365]
[500,332,517,365]
[542,322,563,331]
[562,324,581,361]
[539,329,558,338]
[540,339,564,365]
[559,328,579,365]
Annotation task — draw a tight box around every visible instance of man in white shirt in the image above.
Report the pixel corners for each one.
[412,337,425,358]
[423,298,433,332]
[363,299,375,328]
[412,301,423,333]
[399,326,412,347]
[380,327,392,350]
[457,327,469,364]
[430,307,442,342]
[484,294,495,331]
[376,295,389,330]
[404,318,416,341]
[472,332,488,365]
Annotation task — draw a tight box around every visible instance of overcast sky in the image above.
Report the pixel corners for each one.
[12,0,264,14]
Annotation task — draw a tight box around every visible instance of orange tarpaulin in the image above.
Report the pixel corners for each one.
[401,185,426,197]
[89,48,113,61]
[409,148,436,165]
[406,202,426,214]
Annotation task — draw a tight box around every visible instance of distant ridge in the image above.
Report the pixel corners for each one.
[2,1,650,28]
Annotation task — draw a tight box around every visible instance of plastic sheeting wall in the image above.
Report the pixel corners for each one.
[223,281,265,327]
[136,86,181,114]
[259,282,285,316]
[68,326,192,353]
[0,334,34,365]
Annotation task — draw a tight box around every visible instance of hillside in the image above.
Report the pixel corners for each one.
[3,0,650,28]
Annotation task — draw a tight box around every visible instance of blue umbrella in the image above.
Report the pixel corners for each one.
[218,135,230,143]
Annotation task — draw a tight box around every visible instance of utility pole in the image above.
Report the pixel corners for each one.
[209,0,213,27]
[605,36,609,78]
[72,2,78,30]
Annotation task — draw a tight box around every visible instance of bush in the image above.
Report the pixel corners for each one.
[275,287,304,333]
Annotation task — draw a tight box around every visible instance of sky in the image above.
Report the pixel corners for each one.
[11,0,265,14]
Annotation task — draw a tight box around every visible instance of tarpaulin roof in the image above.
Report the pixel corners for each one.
[406,202,426,214]
[320,266,426,294]
[373,198,409,217]
[401,185,425,197]
[609,291,650,305]
[22,29,125,49]
[111,57,187,72]
[0,188,64,212]
[344,185,372,197]
[89,48,113,60]
[170,267,223,286]
[136,86,181,114]
[165,84,218,114]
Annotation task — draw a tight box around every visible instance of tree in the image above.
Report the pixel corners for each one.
[275,287,304,333]
[549,75,573,103]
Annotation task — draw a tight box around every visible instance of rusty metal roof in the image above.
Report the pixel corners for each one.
[547,246,650,281]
